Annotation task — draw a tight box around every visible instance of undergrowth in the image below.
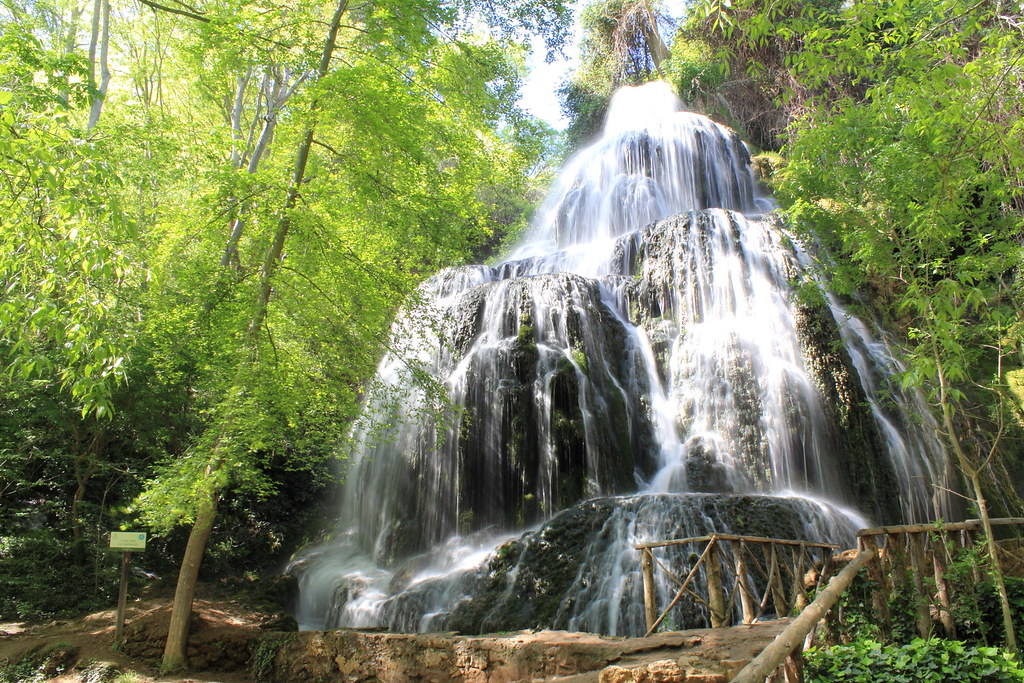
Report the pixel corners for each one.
[806,535,1024,681]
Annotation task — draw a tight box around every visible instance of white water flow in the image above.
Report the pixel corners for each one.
[290,82,952,635]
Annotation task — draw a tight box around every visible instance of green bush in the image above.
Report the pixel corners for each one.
[0,530,118,621]
[805,638,1024,682]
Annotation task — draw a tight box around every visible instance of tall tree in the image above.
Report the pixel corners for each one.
[691,0,1024,647]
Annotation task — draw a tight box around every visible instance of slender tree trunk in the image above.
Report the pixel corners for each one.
[65,3,83,54]
[70,430,105,555]
[229,70,252,169]
[969,469,1017,651]
[161,2,349,672]
[87,0,111,130]
[247,0,347,343]
[59,3,83,104]
[160,489,219,673]
[936,352,1017,651]
[640,1,669,71]
[220,68,306,268]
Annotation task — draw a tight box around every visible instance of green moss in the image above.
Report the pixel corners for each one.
[458,510,475,534]
[750,152,785,181]
[570,346,589,376]
[1008,369,1024,427]
[250,633,297,683]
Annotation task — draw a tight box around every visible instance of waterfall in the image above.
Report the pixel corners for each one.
[289,82,951,635]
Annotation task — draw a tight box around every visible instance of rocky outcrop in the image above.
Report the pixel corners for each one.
[297,205,947,631]
[347,272,658,566]
[381,493,856,636]
[263,621,790,682]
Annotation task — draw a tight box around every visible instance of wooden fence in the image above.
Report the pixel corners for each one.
[636,533,839,636]
[856,517,1024,638]
[638,518,1024,681]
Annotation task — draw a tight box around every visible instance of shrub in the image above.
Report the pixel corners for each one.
[805,638,1024,682]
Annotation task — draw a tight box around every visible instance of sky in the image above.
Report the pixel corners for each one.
[518,33,581,130]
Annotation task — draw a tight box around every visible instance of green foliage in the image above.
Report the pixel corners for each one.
[682,0,1024,504]
[0,528,120,620]
[774,0,1024,502]
[0,643,79,683]
[0,26,140,421]
[823,539,1024,651]
[0,0,573,622]
[805,638,1024,682]
[250,633,297,682]
[662,37,726,108]
[560,0,672,148]
[946,549,1024,647]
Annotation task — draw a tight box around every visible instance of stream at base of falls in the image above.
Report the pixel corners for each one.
[288,82,954,636]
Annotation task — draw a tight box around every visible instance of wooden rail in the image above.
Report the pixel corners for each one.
[732,548,874,683]
[635,519,1024,680]
[856,517,1024,638]
[636,533,839,637]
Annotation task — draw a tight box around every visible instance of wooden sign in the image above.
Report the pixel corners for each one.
[109,531,147,551]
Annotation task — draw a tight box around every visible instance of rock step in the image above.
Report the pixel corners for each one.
[268,620,789,682]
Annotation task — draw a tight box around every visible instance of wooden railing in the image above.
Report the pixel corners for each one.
[641,518,1024,681]
[856,517,1024,638]
[636,533,839,637]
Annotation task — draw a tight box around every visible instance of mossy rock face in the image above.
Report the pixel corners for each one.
[426,493,857,636]
[790,296,901,523]
[750,152,785,181]
[366,272,661,561]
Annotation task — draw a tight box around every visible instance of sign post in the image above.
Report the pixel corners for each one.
[109,532,146,649]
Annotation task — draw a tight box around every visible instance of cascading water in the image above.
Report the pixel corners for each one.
[290,82,952,636]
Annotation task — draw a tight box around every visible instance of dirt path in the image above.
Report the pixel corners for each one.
[2,600,787,682]
[0,598,260,682]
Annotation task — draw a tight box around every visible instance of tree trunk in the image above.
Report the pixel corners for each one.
[60,3,83,104]
[220,68,304,268]
[970,470,1017,651]
[936,352,1016,651]
[640,1,669,71]
[161,489,218,673]
[70,430,105,555]
[161,2,350,672]
[246,0,347,344]
[229,70,253,169]
[87,0,111,130]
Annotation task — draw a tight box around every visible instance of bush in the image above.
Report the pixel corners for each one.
[0,530,118,621]
[805,638,1024,682]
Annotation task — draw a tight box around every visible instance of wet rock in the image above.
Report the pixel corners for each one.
[419,493,855,636]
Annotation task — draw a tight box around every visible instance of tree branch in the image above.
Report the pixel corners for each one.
[137,0,209,22]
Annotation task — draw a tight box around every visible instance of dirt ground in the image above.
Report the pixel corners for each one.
[0,595,268,682]
[1,596,791,683]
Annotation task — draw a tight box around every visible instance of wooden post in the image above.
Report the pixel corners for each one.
[706,539,728,627]
[791,544,808,612]
[783,651,803,683]
[932,546,957,637]
[735,542,756,624]
[859,534,890,633]
[907,532,933,638]
[641,548,658,634]
[732,549,875,683]
[114,551,131,649]
[645,540,717,636]
[770,544,789,618]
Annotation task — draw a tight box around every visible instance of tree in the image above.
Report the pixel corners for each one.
[91,0,573,671]
[0,0,567,642]
[560,0,673,147]
[751,0,1024,648]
